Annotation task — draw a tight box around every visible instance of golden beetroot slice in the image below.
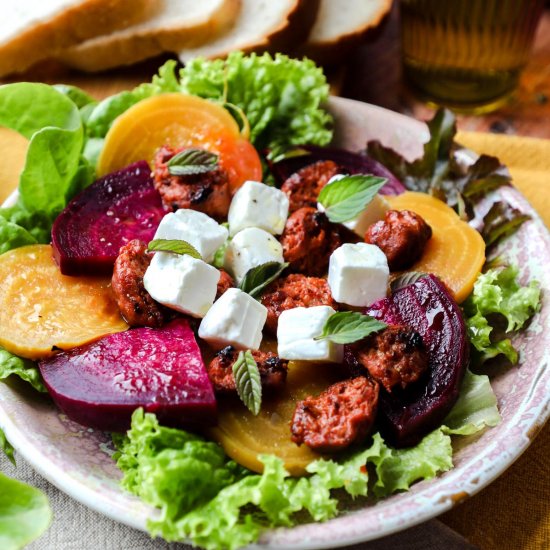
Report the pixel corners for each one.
[39,319,217,432]
[0,244,128,360]
[52,161,167,276]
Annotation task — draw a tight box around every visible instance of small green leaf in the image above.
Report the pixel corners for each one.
[314,311,387,344]
[232,351,262,415]
[166,148,219,176]
[481,201,530,247]
[148,239,202,259]
[239,262,289,298]
[390,271,427,293]
[317,174,387,223]
[0,428,15,466]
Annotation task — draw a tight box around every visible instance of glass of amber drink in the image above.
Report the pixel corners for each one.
[401,0,544,113]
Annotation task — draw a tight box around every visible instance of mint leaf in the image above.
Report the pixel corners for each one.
[239,261,288,298]
[148,239,202,259]
[317,174,387,223]
[232,351,262,415]
[315,311,387,344]
[166,148,219,176]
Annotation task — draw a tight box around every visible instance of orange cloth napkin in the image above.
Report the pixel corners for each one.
[440,131,550,550]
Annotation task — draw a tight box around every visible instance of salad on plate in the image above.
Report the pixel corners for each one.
[0,53,542,550]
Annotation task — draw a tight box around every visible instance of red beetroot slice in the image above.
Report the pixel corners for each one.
[365,274,469,447]
[52,160,167,276]
[39,319,216,432]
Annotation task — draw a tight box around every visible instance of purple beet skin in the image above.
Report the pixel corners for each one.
[52,161,167,276]
[270,145,406,195]
[365,274,469,447]
[39,319,217,432]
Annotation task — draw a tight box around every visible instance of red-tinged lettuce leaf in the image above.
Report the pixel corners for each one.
[481,201,531,247]
[269,144,406,195]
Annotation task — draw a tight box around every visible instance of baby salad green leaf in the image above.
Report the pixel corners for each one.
[0,472,52,550]
[148,239,202,259]
[315,311,387,344]
[166,148,219,176]
[443,369,501,436]
[53,84,95,109]
[317,174,387,223]
[0,428,15,466]
[481,201,531,247]
[0,347,47,393]
[232,351,262,416]
[239,261,288,298]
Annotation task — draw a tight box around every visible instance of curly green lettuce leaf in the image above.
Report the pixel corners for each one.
[0,472,52,550]
[443,369,501,436]
[180,52,333,155]
[463,266,540,364]
[363,429,453,498]
[0,347,46,393]
[0,428,15,466]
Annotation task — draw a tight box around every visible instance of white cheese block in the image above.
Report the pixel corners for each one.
[228,180,289,236]
[198,288,267,350]
[224,227,284,284]
[277,306,343,363]
[328,243,389,307]
[318,174,390,237]
[153,209,228,263]
[143,252,220,318]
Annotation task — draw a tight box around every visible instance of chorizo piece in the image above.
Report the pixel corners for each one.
[111,239,165,328]
[352,326,429,392]
[281,160,340,213]
[153,145,231,220]
[279,207,342,276]
[261,274,336,334]
[291,376,379,453]
[365,209,432,271]
[216,269,235,300]
[208,346,288,394]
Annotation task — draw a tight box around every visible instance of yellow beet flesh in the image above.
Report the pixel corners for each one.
[387,192,486,303]
[0,127,28,204]
[0,245,128,359]
[210,361,342,476]
[97,94,241,176]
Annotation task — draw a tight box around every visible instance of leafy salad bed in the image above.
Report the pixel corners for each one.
[0,53,542,550]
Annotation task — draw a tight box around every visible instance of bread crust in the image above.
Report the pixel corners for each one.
[295,0,392,66]
[0,0,154,77]
[61,0,241,72]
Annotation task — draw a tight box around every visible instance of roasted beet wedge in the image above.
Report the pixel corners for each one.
[52,161,167,276]
[270,145,406,195]
[365,274,469,447]
[39,319,216,432]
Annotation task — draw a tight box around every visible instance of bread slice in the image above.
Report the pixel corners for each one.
[178,0,319,63]
[60,0,241,72]
[296,0,392,65]
[0,0,154,77]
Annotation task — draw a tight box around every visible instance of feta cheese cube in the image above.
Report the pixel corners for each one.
[153,209,228,263]
[318,174,390,236]
[198,288,267,350]
[277,306,343,363]
[143,252,219,318]
[328,243,389,307]
[228,180,289,236]
[224,227,284,284]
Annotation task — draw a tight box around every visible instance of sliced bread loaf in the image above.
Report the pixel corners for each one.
[178,0,319,63]
[0,0,154,77]
[60,0,241,72]
[296,0,392,64]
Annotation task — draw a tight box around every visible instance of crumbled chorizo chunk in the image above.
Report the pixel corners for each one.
[261,274,336,334]
[353,326,429,392]
[281,160,340,213]
[111,239,165,328]
[365,209,432,271]
[291,376,379,452]
[208,346,288,394]
[280,207,342,276]
[153,145,231,220]
[216,269,235,300]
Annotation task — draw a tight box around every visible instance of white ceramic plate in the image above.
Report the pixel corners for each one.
[1,97,549,549]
